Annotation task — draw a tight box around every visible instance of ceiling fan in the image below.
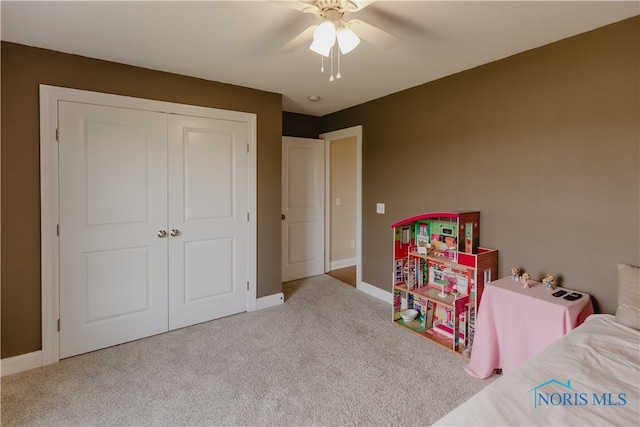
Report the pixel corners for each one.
[278,0,400,70]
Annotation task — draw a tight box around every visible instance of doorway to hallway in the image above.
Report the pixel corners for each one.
[327,266,356,288]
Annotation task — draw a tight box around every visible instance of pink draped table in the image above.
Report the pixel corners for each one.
[464,276,594,379]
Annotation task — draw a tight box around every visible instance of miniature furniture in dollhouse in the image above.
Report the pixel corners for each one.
[391,211,498,358]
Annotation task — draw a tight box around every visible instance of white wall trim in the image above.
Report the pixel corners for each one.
[324,141,331,273]
[39,84,258,366]
[330,258,356,271]
[358,281,392,305]
[40,85,61,366]
[246,112,258,312]
[256,292,285,310]
[1,351,42,377]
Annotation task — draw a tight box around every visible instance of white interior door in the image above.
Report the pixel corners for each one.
[167,115,248,329]
[58,101,169,358]
[282,137,325,282]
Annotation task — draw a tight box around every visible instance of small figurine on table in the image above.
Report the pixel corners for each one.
[510,267,520,281]
[521,272,531,289]
[542,274,556,290]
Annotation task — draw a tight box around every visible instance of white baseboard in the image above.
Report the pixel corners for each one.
[1,351,42,377]
[357,280,392,304]
[256,292,284,310]
[329,258,356,271]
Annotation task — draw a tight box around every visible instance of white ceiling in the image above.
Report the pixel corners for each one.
[2,1,638,116]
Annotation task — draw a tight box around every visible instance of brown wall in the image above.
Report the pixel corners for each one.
[283,111,321,138]
[321,17,640,315]
[1,42,283,358]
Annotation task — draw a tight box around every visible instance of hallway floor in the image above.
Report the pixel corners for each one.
[326,266,356,287]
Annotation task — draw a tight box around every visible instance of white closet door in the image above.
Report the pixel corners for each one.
[167,115,249,330]
[58,101,169,358]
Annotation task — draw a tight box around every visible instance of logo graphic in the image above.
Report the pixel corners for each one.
[527,379,627,409]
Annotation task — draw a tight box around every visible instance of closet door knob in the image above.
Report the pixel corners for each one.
[157,230,167,238]
[170,229,180,237]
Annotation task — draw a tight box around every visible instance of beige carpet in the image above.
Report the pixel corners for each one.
[1,275,492,426]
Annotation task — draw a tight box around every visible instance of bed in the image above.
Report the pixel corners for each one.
[435,264,640,427]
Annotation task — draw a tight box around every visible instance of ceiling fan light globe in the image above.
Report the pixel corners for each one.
[313,20,336,43]
[310,20,336,57]
[310,39,332,57]
[336,28,360,54]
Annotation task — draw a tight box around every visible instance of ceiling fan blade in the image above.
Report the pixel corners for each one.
[347,19,400,49]
[278,25,318,53]
[273,1,320,14]
[350,1,375,11]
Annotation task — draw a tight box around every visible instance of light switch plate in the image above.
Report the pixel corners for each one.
[376,203,385,214]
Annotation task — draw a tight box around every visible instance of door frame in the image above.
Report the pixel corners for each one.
[320,126,362,288]
[40,85,257,366]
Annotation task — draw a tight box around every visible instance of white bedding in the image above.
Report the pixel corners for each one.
[435,315,640,426]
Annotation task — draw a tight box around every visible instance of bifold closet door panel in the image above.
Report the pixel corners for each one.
[58,101,169,358]
[167,114,249,330]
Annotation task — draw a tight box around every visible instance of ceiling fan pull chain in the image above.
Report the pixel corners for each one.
[329,45,335,82]
[320,55,325,74]
[336,47,342,79]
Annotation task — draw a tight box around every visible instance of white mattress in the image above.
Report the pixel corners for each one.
[435,314,640,426]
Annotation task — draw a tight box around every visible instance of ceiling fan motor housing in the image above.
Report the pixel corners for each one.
[314,0,359,15]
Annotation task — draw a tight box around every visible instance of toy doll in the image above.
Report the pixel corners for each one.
[542,274,556,290]
[510,267,520,281]
[521,272,531,289]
